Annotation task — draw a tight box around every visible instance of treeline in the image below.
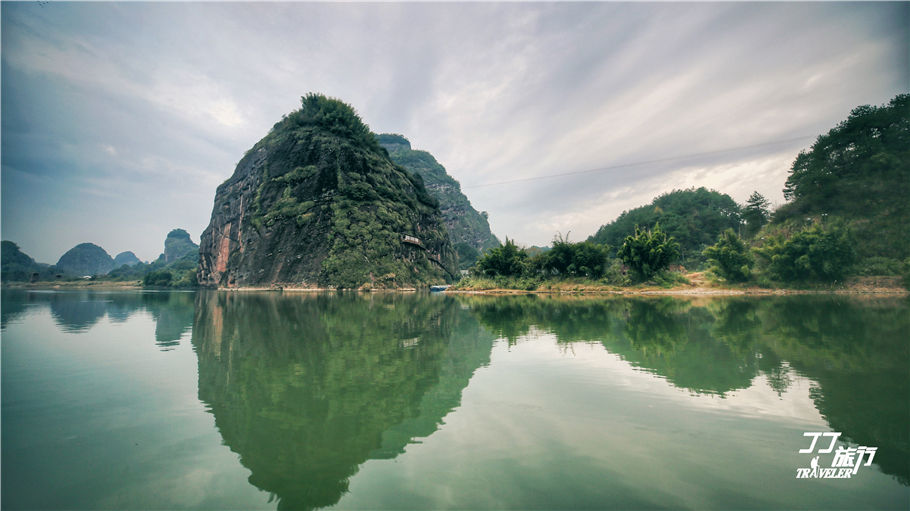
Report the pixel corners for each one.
[462,94,909,289]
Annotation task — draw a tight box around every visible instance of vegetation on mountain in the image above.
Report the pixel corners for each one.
[55,243,114,276]
[198,94,455,288]
[588,187,740,268]
[378,133,500,269]
[158,229,198,264]
[113,251,141,267]
[1,241,56,282]
[772,94,909,266]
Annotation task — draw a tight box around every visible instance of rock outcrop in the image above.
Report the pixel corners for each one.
[158,229,198,264]
[55,243,114,276]
[198,94,456,288]
[377,134,499,269]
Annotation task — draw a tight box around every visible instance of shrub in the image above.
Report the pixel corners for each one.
[754,220,855,282]
[703,229,754,282]
[476,238,527,277]
[617,223,680,281]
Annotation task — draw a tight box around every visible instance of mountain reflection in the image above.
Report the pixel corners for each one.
[191,291,495,510]
[0,289,194,349]
[461,294,909,485]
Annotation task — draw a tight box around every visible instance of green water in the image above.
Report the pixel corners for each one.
[2,290,908,510]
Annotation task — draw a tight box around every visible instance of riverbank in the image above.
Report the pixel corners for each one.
[447,273,909,296]
[5,274,906,295]
[3,280,143,290]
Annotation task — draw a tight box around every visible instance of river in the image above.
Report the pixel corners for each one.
[2,289,907,509]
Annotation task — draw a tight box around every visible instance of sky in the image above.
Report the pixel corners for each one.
[2,2,907,263]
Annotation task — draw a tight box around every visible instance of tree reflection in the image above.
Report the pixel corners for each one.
[461,294,909,484]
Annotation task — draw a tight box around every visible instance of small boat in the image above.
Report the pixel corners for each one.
[430,285,450,292]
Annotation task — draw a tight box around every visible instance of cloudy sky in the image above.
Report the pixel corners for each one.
[2,2,907,263]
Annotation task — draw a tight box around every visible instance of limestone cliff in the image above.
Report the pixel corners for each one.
[377,134,500,269]
[198,94,456,288]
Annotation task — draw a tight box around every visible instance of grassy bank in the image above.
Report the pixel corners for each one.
[450,272,908,296]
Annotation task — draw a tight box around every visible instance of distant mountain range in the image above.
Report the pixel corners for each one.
[1,229,198,282]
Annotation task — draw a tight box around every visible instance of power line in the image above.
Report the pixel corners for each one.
[462,135,814,189]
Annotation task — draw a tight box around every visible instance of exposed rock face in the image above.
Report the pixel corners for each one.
[56,243,114,276]
[377,134,499,269]
[113,251,141,267]
[198,94,456,288]
[160,229,198,263]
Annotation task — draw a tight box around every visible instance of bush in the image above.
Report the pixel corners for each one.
[855,257,906,276]
[143,270,173,287]
[703,229,754,282]
[754,220,855,282]
[542,235,611,279]
[476,238,527,277]
[617,223,680,281]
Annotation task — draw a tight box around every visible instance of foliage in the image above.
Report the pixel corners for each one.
[754,220,855,282]
[274,93,381,153]
[853,257,907,277]
[778,94,909,260]
[227,96,456,288]
[741,191,770,239]
[454,242,481,270]
[589,187,740,267]
[378,133,501,259]
[1,241,48,281]
[703,229,754,282]
[55,242,114,276]
[617,223,680,281]
[476,238,527,277]
[534,234,611,279]
[143,270,173,287]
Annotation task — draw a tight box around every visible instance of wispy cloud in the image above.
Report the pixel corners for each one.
[2,2,907,261]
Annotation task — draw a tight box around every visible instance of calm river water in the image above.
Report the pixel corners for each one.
[2,289,908,510]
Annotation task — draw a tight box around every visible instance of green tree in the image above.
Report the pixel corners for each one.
[476,238,527,277]
[779,94,909,259]
[741,191,770,239]
[588,187,740,267]
[617,223,680,281]
[703,229,753,282]
[754,220,855,282]
[542,234,611,278]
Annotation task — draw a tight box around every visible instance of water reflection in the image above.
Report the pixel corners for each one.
[461,294,910,485]
[191,292,495,510]
[0,289,194,349]
[3,288,906,508]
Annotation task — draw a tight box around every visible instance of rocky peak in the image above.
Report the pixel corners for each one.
[198,94,456,288]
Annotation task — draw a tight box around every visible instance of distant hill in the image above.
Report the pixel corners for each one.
[377,133,500,269]
[56,243,114,276]
[198,94,456,288]
[1,241,53,281]
[157,229,198,264]
[113,251,141,267]
[588,187,741,267]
